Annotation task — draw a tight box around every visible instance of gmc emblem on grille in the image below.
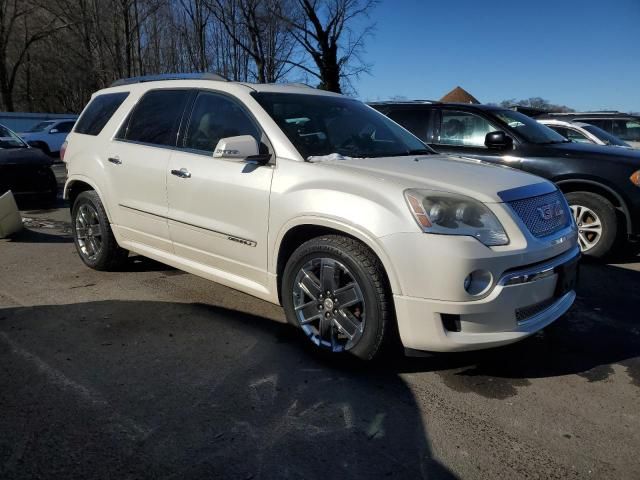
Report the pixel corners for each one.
[537,201,565,221]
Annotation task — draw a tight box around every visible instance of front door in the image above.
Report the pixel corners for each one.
[429,109,519,167]
[166,90,274,289]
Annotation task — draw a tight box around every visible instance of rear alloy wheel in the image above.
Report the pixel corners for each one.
[565,191,617,258]
[282,235,393,360]
[72,191,128,270]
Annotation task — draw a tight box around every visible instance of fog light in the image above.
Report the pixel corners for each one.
[464,270,493,296]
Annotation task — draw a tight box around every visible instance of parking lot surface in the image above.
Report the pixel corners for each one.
[1,169,639,479]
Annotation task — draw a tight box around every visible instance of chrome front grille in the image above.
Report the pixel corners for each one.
[508,190,571,238]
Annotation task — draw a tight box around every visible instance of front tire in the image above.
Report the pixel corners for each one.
[565,191,617,258]
[282,235,393,360]
[71,191,128,270]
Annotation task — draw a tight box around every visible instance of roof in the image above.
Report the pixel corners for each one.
[538,119,593,128]
[440,86,480,104]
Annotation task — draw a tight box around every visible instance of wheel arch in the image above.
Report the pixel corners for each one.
[64,176,113,222]
[556,178,632,234]
[273,218,402,304]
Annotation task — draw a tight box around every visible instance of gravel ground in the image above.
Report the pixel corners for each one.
[1,170,639,479]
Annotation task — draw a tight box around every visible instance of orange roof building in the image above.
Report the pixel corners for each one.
[440,86,480,104]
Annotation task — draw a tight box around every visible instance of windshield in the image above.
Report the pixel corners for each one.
[583,125,630,147]
[0,125,28,149]
[27,121,56,132]
[252,92,432,159]
[495,110,568,144]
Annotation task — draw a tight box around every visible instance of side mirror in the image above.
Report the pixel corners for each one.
[213,135,270,164]
[49,128,59,134]
[485,131,514,150]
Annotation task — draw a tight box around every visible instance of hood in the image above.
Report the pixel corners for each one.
[0,147,53,166]
[313,154,550,203]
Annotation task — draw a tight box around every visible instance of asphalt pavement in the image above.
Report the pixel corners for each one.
[1,167,639,479]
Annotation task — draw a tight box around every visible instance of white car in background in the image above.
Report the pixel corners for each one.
[538,119,631,149]
[62,74,579,360]
[19,119,77,156]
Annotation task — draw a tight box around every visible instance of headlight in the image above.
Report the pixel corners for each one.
[631,170,640,187]
[404,189,509,246]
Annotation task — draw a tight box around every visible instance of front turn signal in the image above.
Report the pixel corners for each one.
[631,170,640,187]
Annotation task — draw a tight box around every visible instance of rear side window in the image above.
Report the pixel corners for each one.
[75,92,129,136]
[119,90,190,146]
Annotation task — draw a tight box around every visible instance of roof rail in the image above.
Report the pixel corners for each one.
[111,72,228,87]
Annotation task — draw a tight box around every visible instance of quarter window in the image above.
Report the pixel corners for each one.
[120,90,190,146]
[439,110,497,147]
[75,92,129,136]
[184,92,259,153]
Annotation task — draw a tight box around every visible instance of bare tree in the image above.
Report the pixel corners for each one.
[206,0,295,83]
[282,0,377,93]
[0,0,68,110]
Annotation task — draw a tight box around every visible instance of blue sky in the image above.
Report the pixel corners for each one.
[353,0,640,112]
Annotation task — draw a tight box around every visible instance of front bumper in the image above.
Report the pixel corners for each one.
[390,243,580,352]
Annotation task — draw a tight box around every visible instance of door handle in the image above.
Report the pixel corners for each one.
[108,156,122,165]
[170,168,191,178]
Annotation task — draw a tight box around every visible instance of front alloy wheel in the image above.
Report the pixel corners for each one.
[565,191,617,258]
[282,235,393,360]
[570,204,602,252]
[293,258,366,352]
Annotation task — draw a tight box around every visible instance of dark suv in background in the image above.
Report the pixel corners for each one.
[370,101,640,257]
[536,112,640,149]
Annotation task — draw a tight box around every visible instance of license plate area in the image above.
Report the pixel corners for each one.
[554,256,579,297]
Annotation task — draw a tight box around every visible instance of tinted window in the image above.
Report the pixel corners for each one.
[387,109,430,142]
[439,110,498,147]
[552,126,592,143]
[0,125,28,148]
[184,92,259,153]
[612,119,640,142]
[75,92,129,136]
[55,121,75,133]
[583,125,630,147]
[120,90,190,146]
[495,110,567,144]
[253,92,431,159]
[28,121,56,132]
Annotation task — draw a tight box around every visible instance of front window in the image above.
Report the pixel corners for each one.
[611,119,640,142]
[27,121,55,132]
[252,92,431,159]
[583,125,630,147]
[439,110,497,147]
[184,92,260,153]
[495,110,568,144]
[0,125,28,149]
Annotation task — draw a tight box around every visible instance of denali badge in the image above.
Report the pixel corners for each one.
[537,201,564,221]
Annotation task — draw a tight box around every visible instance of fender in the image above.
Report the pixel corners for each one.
[272,215,403,295]
[555,178,633,233]
[64,174,114,223]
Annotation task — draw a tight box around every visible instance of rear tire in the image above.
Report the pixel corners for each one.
[282,235,393,360]
[71,191,128,270]
[565,191,617,258]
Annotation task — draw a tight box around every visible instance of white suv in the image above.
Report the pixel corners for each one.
[63,73,579,359]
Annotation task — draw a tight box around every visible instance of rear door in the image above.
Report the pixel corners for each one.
[166,90,274,288]
[107,89,191,252]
